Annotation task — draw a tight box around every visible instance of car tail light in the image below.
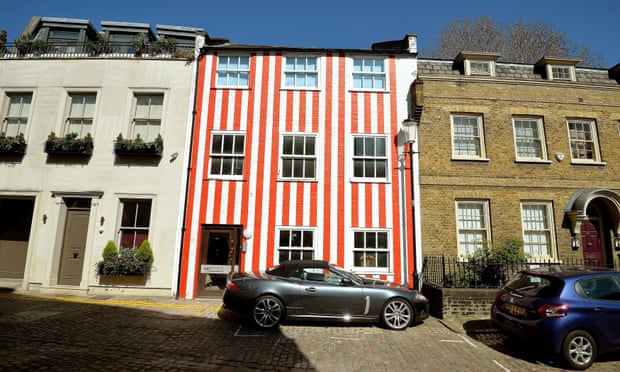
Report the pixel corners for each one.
[226,281,241,291]
[537,303,569,318]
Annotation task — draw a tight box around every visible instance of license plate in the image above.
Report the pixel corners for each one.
[504,303,527,316]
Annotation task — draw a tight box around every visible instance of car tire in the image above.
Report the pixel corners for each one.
[561,330,597,370]
[251,295,284,329]
[381,298,413,330]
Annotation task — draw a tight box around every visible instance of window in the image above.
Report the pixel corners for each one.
[352,57,385,90]
[353,135,388,180]
[551,65,572,81]
[456,201,490,256]
[284,56,318,88]
[3,93,31,137]
[133,94,163,142]
[119,199,151,249]
[452,114,486,159]
[513,117,547,161]
[467,60,493,76]
[353,230,389,269]
[210,132,245,177]
[281,134,316,179]
[66,93,96,138]
[217,55,250,88]
[521,202,555,258]
[278,228,315,262]
[568,119,600,162]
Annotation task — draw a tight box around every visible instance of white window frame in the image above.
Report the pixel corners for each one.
[2,92,32,138]
[276,227,317,263]
[284,55,318,89]
[465,60,495,76]
[118,198,152,249]
[567,118,601,163]
[451,114,487,160]
[352,57,386,91]
[352,134,389,182]
[352,229,391,272]
[513,116,548,161]
[520,201,556,259]
[548,65,575,81]
[132,93,163,142]
[280,133,317,181]
[66,93,96,139]
[209,131,246,179]
[216,55,250,88]
[456,200,491,257]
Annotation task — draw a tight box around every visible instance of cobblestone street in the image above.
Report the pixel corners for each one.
[1,291,620,371]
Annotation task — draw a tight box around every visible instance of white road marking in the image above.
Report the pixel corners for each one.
[493,359,510,372]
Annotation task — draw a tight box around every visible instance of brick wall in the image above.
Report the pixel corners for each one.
[423,283,496,319]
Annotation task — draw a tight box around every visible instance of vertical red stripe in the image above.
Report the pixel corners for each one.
[336,54,346,265]
[241,53,258,271]
[389,56,405,283]
[179,55,207,298]
[322,54,333,259]
[364,93,372,133]
[265,54,282,268]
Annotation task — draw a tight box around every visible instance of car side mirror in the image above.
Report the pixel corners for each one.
[340,278,354,286]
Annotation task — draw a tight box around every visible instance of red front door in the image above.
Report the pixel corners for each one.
[581,220,603,267]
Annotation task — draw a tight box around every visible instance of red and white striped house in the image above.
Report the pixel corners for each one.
[178,35,421,299]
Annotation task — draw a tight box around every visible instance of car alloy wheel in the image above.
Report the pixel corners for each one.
[381,298,413,330]
[252,295,283,329]
[562,330,596,370]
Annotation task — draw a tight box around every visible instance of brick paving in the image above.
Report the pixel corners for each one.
[1,291,619,371]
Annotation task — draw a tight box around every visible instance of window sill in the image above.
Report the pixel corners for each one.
[350,177,390,184]
[514,159,552,165]
[451,157,490,163]
[277,178,319,183]
[281,86,320,91]
[349,88,389,93]
[570,161,606,166]
[206,176,245,181]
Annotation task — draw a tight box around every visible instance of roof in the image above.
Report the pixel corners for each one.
[266,260,329,277]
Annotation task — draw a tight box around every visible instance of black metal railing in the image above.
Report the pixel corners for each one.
[422,255,619,289]
[0,41,194,59]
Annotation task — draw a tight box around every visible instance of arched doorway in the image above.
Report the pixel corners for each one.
[564,189,620,268]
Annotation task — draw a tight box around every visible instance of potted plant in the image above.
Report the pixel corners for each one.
[131,33,149,56]
[114,133,163,156]
[45,132,93,155]
[0,132,27,154]
[97,240,154,285]
[87,32,113,56]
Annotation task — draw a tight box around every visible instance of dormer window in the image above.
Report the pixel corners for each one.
[455,52,500,77]
[535,57,580,82]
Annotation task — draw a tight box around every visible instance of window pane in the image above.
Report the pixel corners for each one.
[283,136,293,154]
[212,135,222,153]
[234,135,244,154]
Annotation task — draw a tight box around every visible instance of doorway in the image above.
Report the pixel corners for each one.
[0,198,35,278]
[58,198,91,285]
[196,225,241,297]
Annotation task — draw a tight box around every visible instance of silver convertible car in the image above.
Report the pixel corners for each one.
[222,260,429,330]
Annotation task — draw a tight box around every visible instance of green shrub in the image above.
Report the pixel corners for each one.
[135,240,154,265]
[102,240,118,260]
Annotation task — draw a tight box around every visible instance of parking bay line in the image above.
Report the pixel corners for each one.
[439,335,478,348]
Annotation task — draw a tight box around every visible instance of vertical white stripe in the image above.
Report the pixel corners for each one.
[288,183,297,226]
[303,182,311,226]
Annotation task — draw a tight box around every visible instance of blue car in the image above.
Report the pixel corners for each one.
[491,268,620,370]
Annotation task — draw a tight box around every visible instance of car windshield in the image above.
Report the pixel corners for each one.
[503,271,563,298]
[329,265,364,284]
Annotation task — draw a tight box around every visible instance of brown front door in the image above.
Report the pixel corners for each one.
[58,209,89,285]
[196,226,240,297]
[582,220,603,267]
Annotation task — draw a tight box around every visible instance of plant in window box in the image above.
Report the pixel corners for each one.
[97,240,154,284]
[0,132,27,154]
[114,133,163,156]
[45,131,93,155]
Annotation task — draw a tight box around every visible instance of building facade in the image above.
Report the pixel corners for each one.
[178,36,421,298]
[0,17,203,295]
[416,53,620,267]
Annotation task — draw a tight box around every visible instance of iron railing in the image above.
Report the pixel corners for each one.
[0,41,194,59]
[422,255,620,289]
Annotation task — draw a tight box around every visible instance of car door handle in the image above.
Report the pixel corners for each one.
[593,307,607,312]
[305,287,317,292]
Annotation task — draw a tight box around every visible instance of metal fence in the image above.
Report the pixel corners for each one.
[422,255,619,289]
[0,41,194,59]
